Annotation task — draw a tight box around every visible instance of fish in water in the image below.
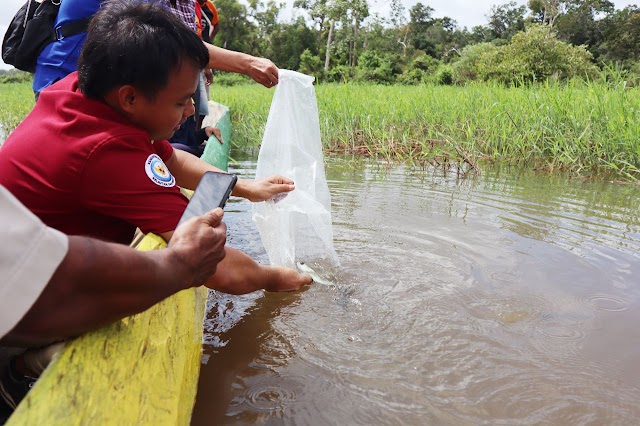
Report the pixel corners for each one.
[296,262,335,286]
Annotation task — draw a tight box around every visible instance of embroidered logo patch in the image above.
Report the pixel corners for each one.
[145,154,175,187]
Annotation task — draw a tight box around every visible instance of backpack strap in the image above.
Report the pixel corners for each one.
[52,17,92,41]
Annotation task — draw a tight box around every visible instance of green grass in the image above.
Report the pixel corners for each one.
[2,79,639,180]
[0,81,34,144]
[212,79,640,180]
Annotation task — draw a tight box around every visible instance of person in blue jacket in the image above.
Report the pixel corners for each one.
[32,0,102,97]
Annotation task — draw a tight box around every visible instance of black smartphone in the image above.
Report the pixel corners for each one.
[176,171,237,227]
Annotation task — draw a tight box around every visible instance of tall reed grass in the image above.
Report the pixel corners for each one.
[0,82,34,145]
[212,77,640,180]
[1,78,638,180]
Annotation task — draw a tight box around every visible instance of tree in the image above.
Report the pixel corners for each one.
[398,52,441,84]
[361,15,404,57]
[451,42,500,83]
[268,17,318,70]
[408,3,436,53]
[451,25,599,84]
[356,51,397,83]
[487,1,527,40]
[336,0,369,68]
[293,0,329,50]
[485,24,599,84]
[317,0,368,75]
[599,6,640,66]
[317,0,352,75]
[298,48,324,80]
[389,0,406,28]
[388,0,409,54]
[248,0,282,35]
[246,0,284,54]
[324,17,336,74]
[469,25,493,44]
[554,0,614,55]
[423,18,459,59]
[214,0,253,52]
[528,0,565,25]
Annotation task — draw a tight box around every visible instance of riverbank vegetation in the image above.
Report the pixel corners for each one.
[214,75,640,180]
[0,69,31,84]
[1,74,638,180]
[212,0,640,86]
[2,1,638,178]
[0,81,33,142]
[209,0,640,179]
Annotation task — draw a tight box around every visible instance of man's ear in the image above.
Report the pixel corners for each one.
[116,85,139,114]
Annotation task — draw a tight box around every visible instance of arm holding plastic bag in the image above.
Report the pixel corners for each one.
[166,149,294,201]
[204,43,279,88]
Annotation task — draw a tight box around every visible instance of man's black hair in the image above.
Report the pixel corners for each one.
[78,0,209,100]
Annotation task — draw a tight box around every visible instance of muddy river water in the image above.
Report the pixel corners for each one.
[192,157,640,425]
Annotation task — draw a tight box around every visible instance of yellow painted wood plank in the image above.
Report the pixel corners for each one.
[7,233,207,425]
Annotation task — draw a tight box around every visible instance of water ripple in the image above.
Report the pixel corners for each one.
[194,159,640,426]
[585,294,630,312]
[227,373,307,419]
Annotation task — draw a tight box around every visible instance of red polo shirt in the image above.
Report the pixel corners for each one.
[0,73,188,244]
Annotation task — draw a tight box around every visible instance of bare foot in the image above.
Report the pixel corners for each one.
[264,266,312,292]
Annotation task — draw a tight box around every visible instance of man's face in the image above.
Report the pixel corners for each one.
[129,60,200,141]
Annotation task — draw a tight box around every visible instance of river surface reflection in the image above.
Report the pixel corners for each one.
[192,157,640,425]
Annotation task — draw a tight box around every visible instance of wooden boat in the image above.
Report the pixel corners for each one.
[6,101,232,425]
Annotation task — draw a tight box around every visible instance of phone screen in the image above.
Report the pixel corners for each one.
[177,171,238,227]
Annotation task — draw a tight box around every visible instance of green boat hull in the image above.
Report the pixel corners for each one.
[200,101,231,172]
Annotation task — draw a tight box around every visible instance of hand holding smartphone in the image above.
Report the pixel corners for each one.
[177,171,238,227]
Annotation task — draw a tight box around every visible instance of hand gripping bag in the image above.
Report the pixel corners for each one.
[252,70,339,270]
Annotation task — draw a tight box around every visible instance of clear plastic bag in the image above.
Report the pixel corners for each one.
[252,70,339,270]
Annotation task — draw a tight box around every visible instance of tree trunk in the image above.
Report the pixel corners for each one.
[324,20,335,74]
[352,15,360,68]
[544,0,560,26]
[400,26,409,56]
[317,15,326,51]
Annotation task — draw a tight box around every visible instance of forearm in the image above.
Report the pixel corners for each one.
[166,150,252,198]
[166,149,225,190]
[205,43,251,74]
[4,236,190,346]
[203,43,278,88]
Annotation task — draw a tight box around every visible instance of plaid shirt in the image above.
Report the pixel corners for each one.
[160,0,197,33]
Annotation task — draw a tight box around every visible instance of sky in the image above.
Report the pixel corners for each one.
[0,0,636,70]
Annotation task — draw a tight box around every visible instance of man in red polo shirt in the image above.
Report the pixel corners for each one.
[0,0,310,295]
